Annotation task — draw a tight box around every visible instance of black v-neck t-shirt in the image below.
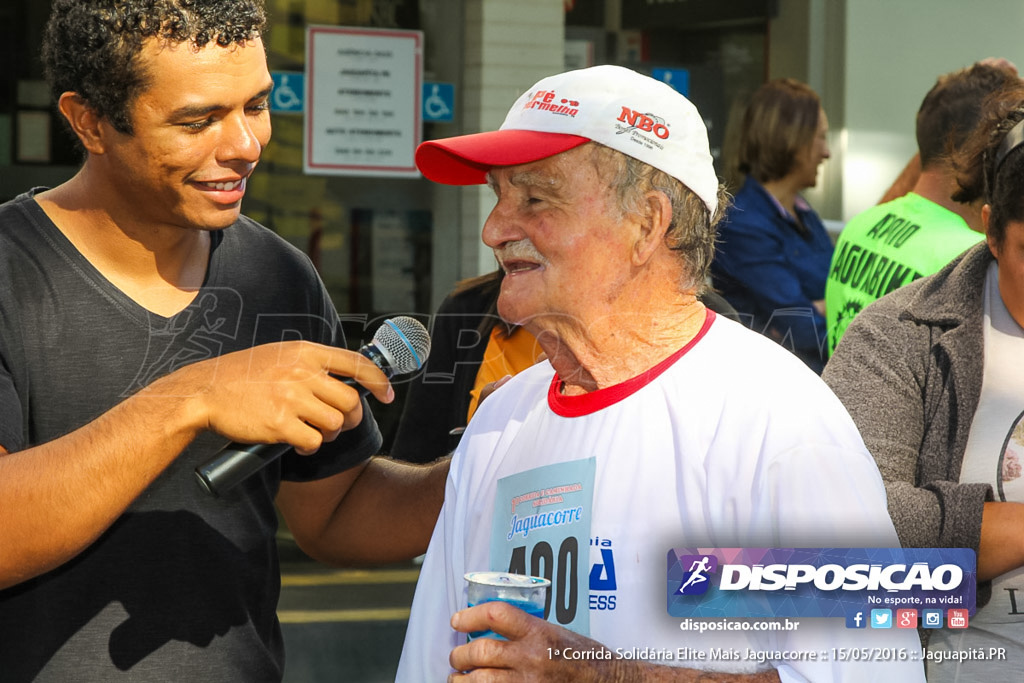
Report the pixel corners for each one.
[0,191,380,681]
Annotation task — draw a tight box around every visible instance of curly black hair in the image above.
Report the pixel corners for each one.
[953,83,1024,246]
[42,0,267,136]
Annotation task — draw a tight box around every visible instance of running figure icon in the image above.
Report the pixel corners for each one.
[675,557,716,593]
[678,556,712,593]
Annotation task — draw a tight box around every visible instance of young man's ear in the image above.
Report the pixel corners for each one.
[57,92,109,155]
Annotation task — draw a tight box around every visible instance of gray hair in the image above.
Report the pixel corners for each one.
[589,143,727,293]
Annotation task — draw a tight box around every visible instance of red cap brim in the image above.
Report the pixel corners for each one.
[415,130,590,185]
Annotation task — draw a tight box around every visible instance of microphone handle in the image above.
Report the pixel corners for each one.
[194,361,392,497]
[194,442,292,496]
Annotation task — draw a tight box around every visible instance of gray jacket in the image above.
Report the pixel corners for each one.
[823,241,993,603]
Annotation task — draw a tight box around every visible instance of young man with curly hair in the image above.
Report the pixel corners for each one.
[0,2,446,679]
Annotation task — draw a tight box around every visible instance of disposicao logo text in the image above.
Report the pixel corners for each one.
[667,548,976,620]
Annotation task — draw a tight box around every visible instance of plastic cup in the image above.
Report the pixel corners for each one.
[464,571,551,640]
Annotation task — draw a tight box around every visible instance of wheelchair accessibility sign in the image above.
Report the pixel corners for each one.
[271,71,305,113]
[651,67,689,97]
[422,82,454,122]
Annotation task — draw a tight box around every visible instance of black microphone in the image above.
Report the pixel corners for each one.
[194,316,431,496]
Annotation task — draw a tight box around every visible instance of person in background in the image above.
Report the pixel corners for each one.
[397,64,922,682]
[0,2,447,680]
[711,79,833,373]
[875,59,1019,206]
[877,153,924,206]
[825,60,1018,354]
[824,83,1024,681]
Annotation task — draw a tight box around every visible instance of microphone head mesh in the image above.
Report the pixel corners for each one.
[372,316,431,375]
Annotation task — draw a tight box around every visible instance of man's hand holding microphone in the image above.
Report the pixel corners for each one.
[178,316,430,495]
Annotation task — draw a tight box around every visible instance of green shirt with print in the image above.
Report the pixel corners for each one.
[825,192,983,355]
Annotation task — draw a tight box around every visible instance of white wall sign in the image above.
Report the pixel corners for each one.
[305,26,423,177]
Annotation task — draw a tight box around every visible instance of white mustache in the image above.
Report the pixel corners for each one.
[495,240,547,267]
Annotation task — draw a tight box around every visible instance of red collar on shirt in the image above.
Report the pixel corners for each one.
[548,309,717,417]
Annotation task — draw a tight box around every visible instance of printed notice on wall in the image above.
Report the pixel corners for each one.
[304,26,423,177]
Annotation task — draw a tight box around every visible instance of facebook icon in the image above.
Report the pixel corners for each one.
[845,611,866,629]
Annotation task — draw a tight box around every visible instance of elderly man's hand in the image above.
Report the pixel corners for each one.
[447,601,625,682]
[446,602,783,682]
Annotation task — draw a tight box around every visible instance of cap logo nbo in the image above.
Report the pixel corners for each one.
[523,90,580,118]
[616,107,670,140]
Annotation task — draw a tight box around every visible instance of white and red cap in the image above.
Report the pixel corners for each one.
[415,65,719,215]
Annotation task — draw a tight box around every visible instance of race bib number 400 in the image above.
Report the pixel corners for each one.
[489,458,596,636]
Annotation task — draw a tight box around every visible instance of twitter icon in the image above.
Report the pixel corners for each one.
[871,609,893,629]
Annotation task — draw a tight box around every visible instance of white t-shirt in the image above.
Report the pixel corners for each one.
[398,313,924,682]
[930,262,1024,682]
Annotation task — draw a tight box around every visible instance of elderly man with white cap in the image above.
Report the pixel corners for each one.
[397,67,923,682]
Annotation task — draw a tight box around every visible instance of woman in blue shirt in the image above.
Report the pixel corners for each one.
[712,79,834,373]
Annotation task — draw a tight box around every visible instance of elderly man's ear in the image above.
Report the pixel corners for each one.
[630,190,674,266]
